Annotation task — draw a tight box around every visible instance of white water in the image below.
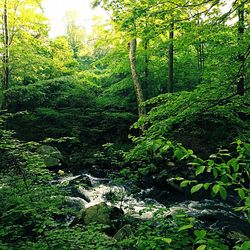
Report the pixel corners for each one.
[58,173,247,224]
[59,173,166,219]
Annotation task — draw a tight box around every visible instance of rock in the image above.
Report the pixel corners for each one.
[80,202,112,225]
[58,170,65,175]
[113,224,134,240]
[77,186,91,202]
[110,206,124,220]
[65,175,92,189]
[79,202,124,227]
[37,145,63,167]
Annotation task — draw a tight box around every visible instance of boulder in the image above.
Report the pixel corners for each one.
[80,202,112,225]
[77,186,91,202]
[37,145,63,167]
[113,224,134,241]
[71,176,92,188]
[79,202,124,227]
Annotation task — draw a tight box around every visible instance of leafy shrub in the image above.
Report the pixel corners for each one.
[118,210,228,250]
[134,83,250,156]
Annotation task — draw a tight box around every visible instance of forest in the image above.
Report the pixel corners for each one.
[0,0,250,249]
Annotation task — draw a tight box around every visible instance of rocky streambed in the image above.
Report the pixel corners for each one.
[52,172,250,242]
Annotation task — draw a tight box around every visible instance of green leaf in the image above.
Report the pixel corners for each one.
[208,160,214,166]
[162,145,170,152]
[194,229,206,239]
[197,245,206,250]
[175,177,184,181]
[245,197,250,206]
[180,180,190,188]
[178,224,193,231]
[174,148,185,160]
[159,34,167,43]
[162,238,172,244]
[227,158,239,172]
[188,162,200,166]
[240,241,250,250]
[191,184,203,194]
[243,143,250,156]
[196,166,206,176]
[210,154,217,159]
[203,183,211,190]
[219,186,227,200]
[221,175,229,184]
[213,169,218,178]
[238,189,245,200]
[152,142,161,152]
[212,184,220,195]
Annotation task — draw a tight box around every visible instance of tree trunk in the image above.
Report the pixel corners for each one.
[143,39,149,99]
[197,40,205,84]
[168,19,174,93]
[196,17,204,84]
[237,1,245,95]
[2,0,10,110]
[129,38,146,118]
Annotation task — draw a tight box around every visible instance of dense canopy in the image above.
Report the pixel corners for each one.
[0,0,249,249]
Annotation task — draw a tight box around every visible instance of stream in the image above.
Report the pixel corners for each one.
[55,172,250,238]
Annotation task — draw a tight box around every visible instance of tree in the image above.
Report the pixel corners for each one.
[64,10,86,59]
[237,0,245,95]
[0,0,49,108]
[129,38,146,117]
[1,0,10,109]
[92,0,146,118]
[168,17,174,93]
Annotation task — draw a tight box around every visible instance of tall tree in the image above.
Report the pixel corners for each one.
[143,37,149,99]
[92,0,146,118]
[2,0,10,109]
[168,18,174,93]
[196,16,205,84]
[237,0,245,95]
[64,10,85,59]
[129,38,146,117]
[0,0,49,91]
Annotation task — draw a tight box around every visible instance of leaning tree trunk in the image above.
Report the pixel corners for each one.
[2,0,10,110]
[168,19,174,93]
[129,38,146,118]
[237,1,245,95]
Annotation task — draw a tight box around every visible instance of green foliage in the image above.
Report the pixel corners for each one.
[5,76,134,168]
[118,210,228,250]
[94,143,126,170]
[181,140,250,221]
[1,0,249,249]
[0,120,119,249]
[124,136,195,180]
[42,224,117,250]
[134,83,250,156]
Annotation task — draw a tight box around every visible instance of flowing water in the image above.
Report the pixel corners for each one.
[60,173,165,219]
[57,173,250,236]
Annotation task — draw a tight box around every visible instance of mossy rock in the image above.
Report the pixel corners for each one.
[80,202,112,225]
[37,145,63,167]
